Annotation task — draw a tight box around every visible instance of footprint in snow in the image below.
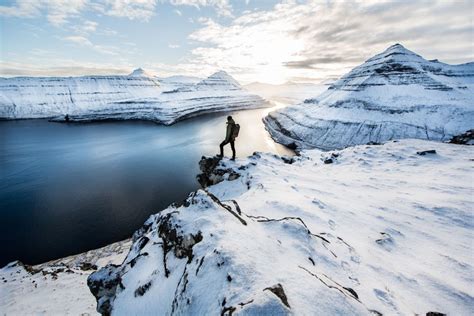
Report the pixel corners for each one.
[328,219,336,230]
[312,199,326,209]
[373,289,397,310]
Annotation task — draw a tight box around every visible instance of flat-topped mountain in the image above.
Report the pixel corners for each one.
[264,44,474,150]
[0,70,267,124]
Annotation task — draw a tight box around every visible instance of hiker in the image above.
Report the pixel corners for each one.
[218,116,239,160]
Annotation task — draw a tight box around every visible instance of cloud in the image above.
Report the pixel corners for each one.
[63,35,93,46]
[0,1,41,17]
[174,9,182,16]
[99,0,157,21]
[0,0,88,26]
[169,0,232,17]
[0,60,132,77]
[70,20,99,35]
[62,35,119,55]
[46,0,88,26]
[185,0,474,83]
[168,43,180,48]
[0,0,157,24]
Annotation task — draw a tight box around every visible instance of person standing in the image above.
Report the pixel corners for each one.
[218,116,238,160]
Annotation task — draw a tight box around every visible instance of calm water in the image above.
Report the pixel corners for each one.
[0,106,292,266]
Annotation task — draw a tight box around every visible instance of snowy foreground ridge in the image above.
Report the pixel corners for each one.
[264,44,474,150]
[0,239,132,315]
[86,139,473,315]
[0,70,267,124]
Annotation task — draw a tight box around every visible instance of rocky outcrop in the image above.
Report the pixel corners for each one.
[264,44,474,150]
[196,156,241,187]
[449,129,474,145]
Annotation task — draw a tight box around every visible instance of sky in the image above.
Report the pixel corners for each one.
[0,0,473,84]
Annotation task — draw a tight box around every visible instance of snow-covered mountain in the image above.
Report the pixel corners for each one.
[0,70,267,124]
[86,139,473,315]
[264,44,474,150]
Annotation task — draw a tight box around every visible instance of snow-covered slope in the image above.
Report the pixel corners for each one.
[264,44,474,150]
[87,139,473,315]
[0,70,267,124]
[0,239,131,315]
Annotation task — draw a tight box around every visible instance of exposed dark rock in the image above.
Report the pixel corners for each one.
[263,283,290,308]
[281,156,294,164]
[79,262,98,271]
[342,287,359,299]
[286,142,298,150]
[197,156,240,188]
[134,280,152,297]
[87,264,123,316]
[367,141,382,145]
[426,312,446,316]
[128,252,149,268]
[135,236,150,252]
[449,129,474,145]
[158,212,203,277]
[324,158,334,164]
[416,150,437,156]
[221,305,236,315]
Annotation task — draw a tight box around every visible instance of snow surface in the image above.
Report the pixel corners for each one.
[0,70,267,124]
[0,239,131,315]
[264,44,474,150]
[88,139,473,315]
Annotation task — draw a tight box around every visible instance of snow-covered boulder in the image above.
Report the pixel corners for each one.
[264,44,474,150]
[0,70,267,124]
[87,139,473,315]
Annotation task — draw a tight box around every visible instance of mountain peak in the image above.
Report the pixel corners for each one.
[129,68,151,77]
[380,43,421,58]
[197,70,241,89]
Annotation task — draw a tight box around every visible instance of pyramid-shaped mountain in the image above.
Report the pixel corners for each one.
[196,70,242,90]
[264,43,474,150]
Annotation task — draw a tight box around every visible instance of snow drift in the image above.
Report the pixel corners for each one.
[87,139,473,315]
[264,44,474,150]
[0,70,267,124]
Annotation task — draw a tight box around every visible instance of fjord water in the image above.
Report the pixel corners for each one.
[0,105,292,266]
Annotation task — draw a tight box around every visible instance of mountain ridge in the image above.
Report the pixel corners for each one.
[0,70,268,124]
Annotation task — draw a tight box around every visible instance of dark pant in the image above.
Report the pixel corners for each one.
[220,139,235,158]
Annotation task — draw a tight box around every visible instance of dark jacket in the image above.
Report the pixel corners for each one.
[225,118,236,142]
